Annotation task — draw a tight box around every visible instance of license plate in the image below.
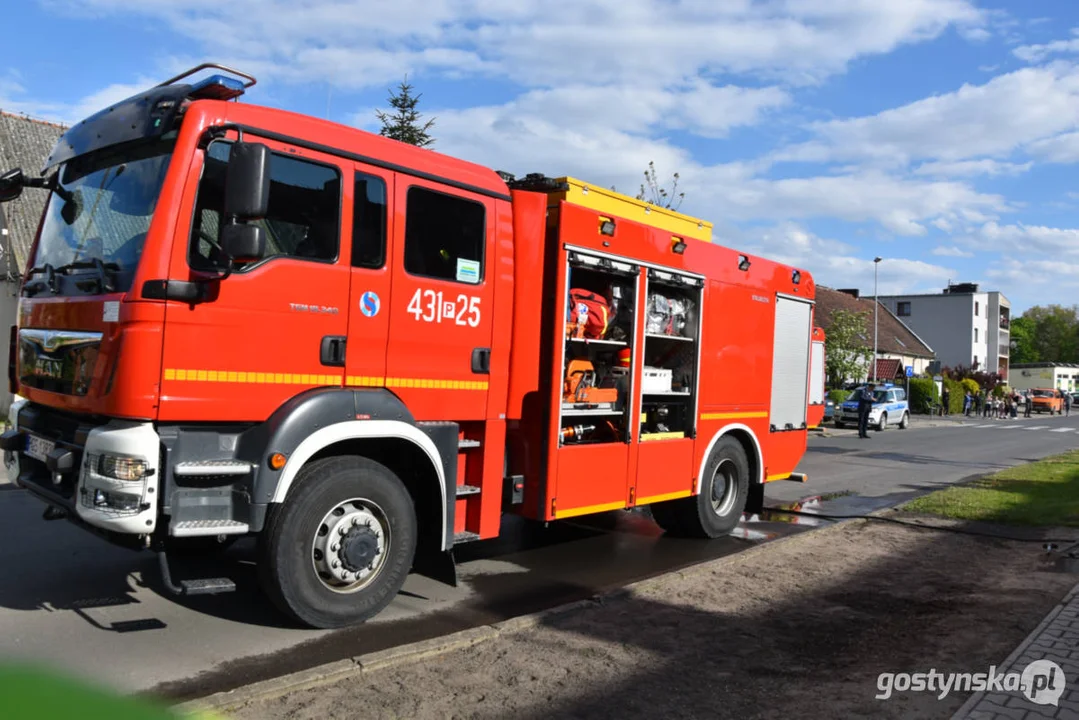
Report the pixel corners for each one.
[25,434,56,463]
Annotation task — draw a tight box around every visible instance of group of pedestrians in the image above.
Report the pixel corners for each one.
[942,385,1073,420]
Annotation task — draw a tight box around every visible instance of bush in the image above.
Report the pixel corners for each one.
[942,378,964,414]
[828,389,851,404]
[909,377,939,413]
[993,384,1010,399]
[960,378,980,397]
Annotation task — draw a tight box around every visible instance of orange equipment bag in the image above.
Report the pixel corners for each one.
[564,359,619,404]
[567,288,610,339]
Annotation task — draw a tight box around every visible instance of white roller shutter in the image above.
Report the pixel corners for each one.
[770,295,813,430]
[809,341,825,405]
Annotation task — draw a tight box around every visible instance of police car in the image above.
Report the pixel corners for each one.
[835,383,910,431]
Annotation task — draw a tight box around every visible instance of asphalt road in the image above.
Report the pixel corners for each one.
[0,411,1075,701]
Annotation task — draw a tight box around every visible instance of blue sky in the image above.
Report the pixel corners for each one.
[3,0,1079,313]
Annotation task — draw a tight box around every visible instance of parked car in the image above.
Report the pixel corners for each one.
[835,383,910,431]
[824,398,836,422]
[1029,388,1064,414]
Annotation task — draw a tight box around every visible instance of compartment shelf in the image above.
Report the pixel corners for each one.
[562,407,624,417]
[645,333,693,342]
[568,337,628,347]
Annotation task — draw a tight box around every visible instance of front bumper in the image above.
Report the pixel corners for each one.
[2,400,160,536]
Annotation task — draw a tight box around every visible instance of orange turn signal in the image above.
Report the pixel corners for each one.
[269,452,287,470]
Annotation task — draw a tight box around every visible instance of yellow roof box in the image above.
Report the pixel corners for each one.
[552,176,713,243]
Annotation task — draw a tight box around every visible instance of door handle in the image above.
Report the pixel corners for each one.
[320,336,347,367]
[471,347,490,374]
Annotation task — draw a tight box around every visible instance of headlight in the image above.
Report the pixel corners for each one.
[92,488,142,512]
[97,453,148,481]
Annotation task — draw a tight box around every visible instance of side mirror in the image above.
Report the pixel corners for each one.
[0,168,25,203]
[223,142,271,218]
[221,223,266,264]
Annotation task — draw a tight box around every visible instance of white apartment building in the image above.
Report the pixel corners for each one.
[877,283,1011,380]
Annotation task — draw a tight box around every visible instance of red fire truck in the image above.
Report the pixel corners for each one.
[0,64,819,629]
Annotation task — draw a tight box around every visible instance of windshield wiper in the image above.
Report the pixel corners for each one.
[56,259,120,294]
[23,263,59,296]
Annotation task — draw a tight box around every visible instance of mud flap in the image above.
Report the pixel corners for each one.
[412,548,458,588]
[745,482,764,515]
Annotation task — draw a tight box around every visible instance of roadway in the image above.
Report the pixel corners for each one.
[0,411,1076,701]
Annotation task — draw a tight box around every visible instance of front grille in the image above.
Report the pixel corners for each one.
[18,329,102,396]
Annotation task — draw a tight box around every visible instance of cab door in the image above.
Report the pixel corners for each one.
[160,134,350,422]
[344,165,394,389]
[384,179,495,420]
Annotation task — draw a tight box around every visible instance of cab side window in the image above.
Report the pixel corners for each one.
[403,186,485,284]
[353,172,387,269]
[189,140,342,270]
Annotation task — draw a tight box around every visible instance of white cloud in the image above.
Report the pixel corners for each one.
[730,222,956,296]
[1014,28,1079,63]
[774,64,1079,168]
[978,221,1079,256]
[932,245,974,258]
[0,72,155,126]
[986,258,1079,286]
[43,0,986,89]
[913,159,1032,177]
[1027,130,1079,163]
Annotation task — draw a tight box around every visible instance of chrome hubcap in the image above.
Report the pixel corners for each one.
[311,498,389,594]
[710,459,738,516]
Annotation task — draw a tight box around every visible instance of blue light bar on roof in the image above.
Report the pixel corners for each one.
[187,74,246,101]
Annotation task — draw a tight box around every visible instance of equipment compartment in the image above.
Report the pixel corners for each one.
[639,269,704,442]
[558,253,638,446]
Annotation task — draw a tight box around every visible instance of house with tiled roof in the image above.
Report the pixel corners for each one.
[0,111,67,410]
[815,285,936,385]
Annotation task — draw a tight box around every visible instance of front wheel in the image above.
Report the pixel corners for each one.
[834,421,846,428]
[650,437,749,538]
[876,413,887,432]
[899,412,909,429]
[258,456,417,629]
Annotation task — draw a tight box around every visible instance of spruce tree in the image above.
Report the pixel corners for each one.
[375,75,436,147]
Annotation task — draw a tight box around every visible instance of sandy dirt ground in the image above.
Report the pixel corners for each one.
[232,517,1079,720]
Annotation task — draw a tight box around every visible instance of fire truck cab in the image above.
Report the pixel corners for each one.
[0,65,819,629]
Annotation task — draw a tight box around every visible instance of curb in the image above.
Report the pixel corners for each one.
[171,515,867,717]
[948,580,1079,719]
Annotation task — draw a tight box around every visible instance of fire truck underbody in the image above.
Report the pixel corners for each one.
[0,65,821,628]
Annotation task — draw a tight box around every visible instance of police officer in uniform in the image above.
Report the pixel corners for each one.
[858,382,876,439]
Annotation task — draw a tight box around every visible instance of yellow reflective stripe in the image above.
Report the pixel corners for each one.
[162,370,487,390]
[700,411,768,420]
[552,500,626,519]
[636,489,692,505]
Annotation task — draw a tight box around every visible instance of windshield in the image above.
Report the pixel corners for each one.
[1032,389,1056,397]
[26,137,175,295]
[848,387,888,402]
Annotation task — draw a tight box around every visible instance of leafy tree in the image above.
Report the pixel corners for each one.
[636,161,685,210]
[375,75,436,147]
[1008,316,1039,364]
[1020,305,1079,363]
[825,309,873,387]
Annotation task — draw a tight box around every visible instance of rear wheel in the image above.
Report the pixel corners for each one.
[650,437,749,538]
[259,456,417,629]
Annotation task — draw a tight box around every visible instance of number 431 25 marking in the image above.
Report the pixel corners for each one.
[407,289,481,327]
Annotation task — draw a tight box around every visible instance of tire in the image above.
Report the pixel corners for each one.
[834,421,845,429]
[876,413,887,432]
[650,437,749,538]
[258,456,417,629]
[899,412,909,430]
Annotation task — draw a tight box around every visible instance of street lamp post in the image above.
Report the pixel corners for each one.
[873,257,882,382]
